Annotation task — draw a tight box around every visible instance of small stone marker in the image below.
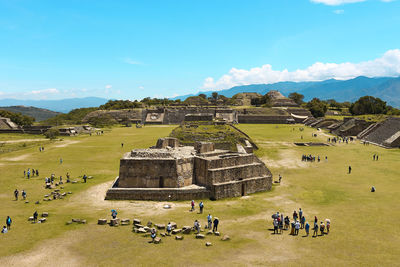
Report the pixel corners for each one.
[146,221,152,227]
[72,218,81,223]
[153,237,161,244]
[196,234,205,239]
[214,231,220,236]
[66,221,73,225]
[160,233,166,237]
[155,224,165,230]
[175,235,183,240]
[25,201,29,204]
[221,235,230,241]
[206,242,212,246]
[172,229,182,234]
[182,226,192,234]
[170,222,177,229]
[121,219,130,225]
[206,231,213,235]
[68,192,72,194]
[28,216,34,221]
[80,220,87,224]
[39,218,46,223]
[133,219,141,225]
[41,212,49,217]
[138,227,147,233]
[110,218,120,226]
[35,201,40,204]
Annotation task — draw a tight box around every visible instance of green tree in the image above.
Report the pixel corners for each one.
[306,98,328,117]
[349,96,387,115]
[288,92,304,105]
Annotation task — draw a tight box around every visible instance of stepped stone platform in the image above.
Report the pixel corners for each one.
[360,117,400,148]
[105,137,272,200]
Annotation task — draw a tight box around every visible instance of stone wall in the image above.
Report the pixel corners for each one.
[211,176,271,200]
[118,157,194,188]
[238,115,292,124]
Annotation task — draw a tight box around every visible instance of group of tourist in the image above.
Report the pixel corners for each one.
[190,200,204,213]
[13,189,27,201]
[271,208,331,237]
[38,146,45,152]
[1,216,12,234]
[24,168,39,179]
[328,137,353,144]
[301,154,327,162]
[373,154,379,161]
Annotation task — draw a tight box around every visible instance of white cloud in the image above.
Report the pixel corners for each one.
[123,58,141,65]
[138,86,145,90]
[311,0,365,5]
[201,49,400,90]
[29,88,59,95]
[105,85,112,89]
[333,9,345,14]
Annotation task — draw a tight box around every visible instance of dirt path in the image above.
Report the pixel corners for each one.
[53,140,80,148]
[69,181,187,216]
[3,154,31,161]
[1,230,86,267]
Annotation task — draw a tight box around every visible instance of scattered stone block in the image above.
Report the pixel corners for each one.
[206,242,212,246]
[54,189,60,192]
[72,181,77,184]
[44,194,49,198]
[207,231,213,235]
[134,224,144,228]
[61,193,67,196]
[25,201,29,204]
[39,218,46,223]
[155,224,165,230]
[138,227,147,233]
[146,221,152,227]
[72,218,81,223]
[121,219,130,225]
[110,218,120,226]
[221,235,230,241]
[66,221,73,225]
[143,226,150,232]
[41,212,49,217]
[28,216,34,221]
[196,234,205,239]
[172,229,182,234]
[214,231,220,236]
[153,237,161,244]
[80,220,87,224]
[133,219,141,225]
[35,201,40,204]
[182,226,192,234]
[170,222,177,229]
[160,233,166,237]
[175,235,183,240]
[68,192,72,194]
[60,186,64,189]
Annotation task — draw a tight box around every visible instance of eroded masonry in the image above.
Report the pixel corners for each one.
[105,137,272,201]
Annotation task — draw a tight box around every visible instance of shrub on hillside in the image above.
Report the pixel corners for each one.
[44,128,60,139]
[306,98,328,118]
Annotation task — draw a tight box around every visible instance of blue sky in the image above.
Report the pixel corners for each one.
[0,0,399,100]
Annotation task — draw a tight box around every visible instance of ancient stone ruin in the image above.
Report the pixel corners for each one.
[105,137,272,200]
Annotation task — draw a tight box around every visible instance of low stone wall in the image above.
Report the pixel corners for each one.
[211,176,271,200]
[105,178,210,200]
[238,115,292,124]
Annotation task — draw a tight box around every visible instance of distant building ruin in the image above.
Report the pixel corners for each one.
[105,137,272,201]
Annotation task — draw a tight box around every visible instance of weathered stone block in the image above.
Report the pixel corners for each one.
[175,235,183,240]
[196,234,205,239]
[98,219,107,225]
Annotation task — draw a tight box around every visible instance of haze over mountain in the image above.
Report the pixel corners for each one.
[0,97,109,113]
[173,76,400,107]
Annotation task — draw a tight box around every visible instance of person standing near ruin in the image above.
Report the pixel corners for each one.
[121,143,124,148]
[199,201,204,214]
[22,190,26,200]
[213,217,219,232]
[313,222,318,237]
[167,222,172,235]
[24,170,26,177]
[326,219,331,234]
[295,220,300,235]
[299,208,303,221]
[14,189,19,201]
[320,222,325,236]
[27,169,30,179]
[60,158,63,164]
[6,216,12,230]
[293,210,298,221]
[83,174,87,183]
[373,154,376,161]
[376,155,379,161]
[36,169,39,176]
[301,215,306,229]
[33,211,38,223]
[194,220,200,234]
[150,228,157,243]
[348,166,352,174]
[273,218,278,234]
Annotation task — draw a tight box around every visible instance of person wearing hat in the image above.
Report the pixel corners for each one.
[326,219,331,234]
[320,222,325,236]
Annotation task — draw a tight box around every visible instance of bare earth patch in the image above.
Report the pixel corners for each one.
[262,149,308,169]
[4,154,30,162]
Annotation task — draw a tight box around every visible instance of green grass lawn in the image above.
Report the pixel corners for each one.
[0,124,399,266]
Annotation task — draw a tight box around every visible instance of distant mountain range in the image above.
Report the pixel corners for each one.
[173,76,400,107]
[0,97,109,113]
[0,106,61,121]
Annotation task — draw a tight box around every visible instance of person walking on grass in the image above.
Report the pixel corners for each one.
[313,222,318,237]
[213,217,219,232]
[207,214,212,229]
[150,228,157,243]
[326,219,331,234]
[273,218,278,234]
[279,218,283,234]
[22,190,26,200]
[33,211,38,223]
[199,201,204,214]
[348,166,352,174]
[293,210,298,222]
[167,222,172,235]
[305,222,310,236]
[295,221,300,235]
[194,220,200,234]
[6,216,12,230]
[320,222,325,236]
[301,215,306,229]
[190,200,195,211]
[14,189,19,201]
[299,208,303,221]
[83,174,87,183]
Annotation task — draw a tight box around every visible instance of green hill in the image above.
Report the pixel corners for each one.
[0,106,61,121]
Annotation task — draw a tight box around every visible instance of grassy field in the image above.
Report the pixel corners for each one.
[0,124,399,266]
